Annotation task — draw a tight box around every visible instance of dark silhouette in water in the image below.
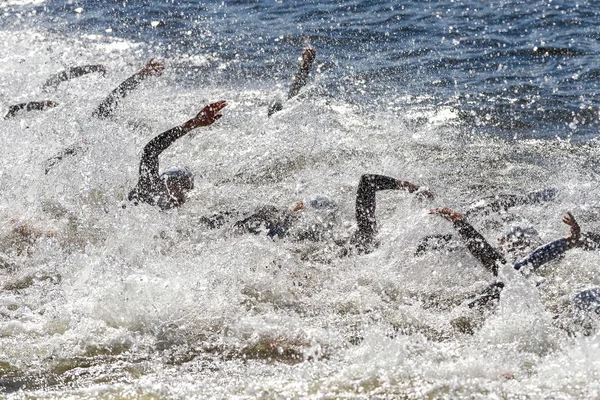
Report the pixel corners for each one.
[3,101,58,120]
[92,59,165,119]
[268,46,317,117]
[42,64,107,91]
[128,100,226,210]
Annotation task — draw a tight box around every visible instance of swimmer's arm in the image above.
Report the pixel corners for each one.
[287,46,317,99]
[137,101,226,184]
[429,207,504,276]
[42,64,106,91]
[4,101,58,119]
[513,212,580,272]
[92,59,165,119]
[268,47,317,117]
[44,144,84,174]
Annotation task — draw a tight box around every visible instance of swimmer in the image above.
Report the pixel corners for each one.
[42,64,107,91]
[430,208,581,308]
[268,46,317,117]
[92,59,165,119]
[128,100,226,210]
[429,208,580,275]
[200,174,434,254]
[3,100,58,120]
[416,188,557,256]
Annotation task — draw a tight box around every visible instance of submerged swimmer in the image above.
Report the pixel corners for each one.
[128,100,226,210]
[268,46,317,117]
[429,207,581,276]
[201,174,434,254]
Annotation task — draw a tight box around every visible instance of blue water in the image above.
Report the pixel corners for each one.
[4,0,600,139]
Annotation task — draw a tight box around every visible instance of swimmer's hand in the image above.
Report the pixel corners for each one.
[429,207,464,222]
[140,59,166,77]
[185,100,227,129]
[301,46,317,65]
[563,212,581,248]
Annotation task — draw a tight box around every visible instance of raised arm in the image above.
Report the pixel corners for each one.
[4,101,58,120]
[268,47,317,117]
[92,59,165,119]
[130,101,226,200]
[513,212,580,272]
[429,207,504,276]
[287,47,317,99]
[352,174,433,250]
[42,64,106,91]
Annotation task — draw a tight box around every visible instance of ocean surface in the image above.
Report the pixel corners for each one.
[2,0,600,398]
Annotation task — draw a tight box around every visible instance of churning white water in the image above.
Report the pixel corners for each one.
[2,22,600,399]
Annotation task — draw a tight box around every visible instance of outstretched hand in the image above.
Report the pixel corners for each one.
[563,211,581,247]
[141,59,166,77]
[188,100,227,129]
[429,207,464,222]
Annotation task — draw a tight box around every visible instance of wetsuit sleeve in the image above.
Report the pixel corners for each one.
[43,65,106,91]
[4,101,58,119]
[130,125,190,200]
[466,188,557,218]
[580,232,600,251]
[452,219,504,276]
[92,71,149,118]
[513,238,570,272]
[355,174,406,240]
[287,51,316,99]
[268,48,317,117]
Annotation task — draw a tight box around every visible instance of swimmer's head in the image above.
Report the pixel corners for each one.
[498,225,540,254]
[161,167,194,199]
[292,195,338,212]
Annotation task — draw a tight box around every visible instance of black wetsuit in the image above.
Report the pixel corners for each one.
[464,188,557,218]
[442,217,600,308]
[348,174,410,253]
[268,49,317,117]
[416,188,557,256]
[92,69,153,119]
[197,174,414,255]
[42,65,106,91]
[450,219,505,276]
[128,125,190,210]
[4,101,58,120]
